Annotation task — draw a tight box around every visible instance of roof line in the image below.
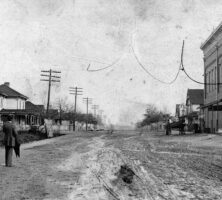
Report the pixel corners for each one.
[0,84,28,99]
[200,21,222,50]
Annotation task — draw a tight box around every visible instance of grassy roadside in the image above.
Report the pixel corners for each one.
[0,131,66,147]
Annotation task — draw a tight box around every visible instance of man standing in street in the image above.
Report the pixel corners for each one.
[3,115,19,167]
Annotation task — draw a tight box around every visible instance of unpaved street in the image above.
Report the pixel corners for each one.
[1,131,222,200]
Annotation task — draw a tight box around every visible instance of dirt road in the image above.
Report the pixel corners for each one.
[1,131,222,200]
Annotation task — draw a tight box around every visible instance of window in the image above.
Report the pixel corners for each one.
[218,65,220,89]
[219,64,222,90]
[209,71,211,93]
[206,73,208,94]
[211,69,214,91]
[215,67,217,90]
[208,71,209,92]
[0,97,2,108]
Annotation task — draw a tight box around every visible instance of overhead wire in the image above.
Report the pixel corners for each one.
[180,40,222,85]
[70,55,110,65]
[86,56,123,72]
[87,17,183,83]
[86,7,127,73]
[131,40,183,85]
[181,67,205,85]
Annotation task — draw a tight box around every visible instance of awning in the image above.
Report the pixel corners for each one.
[182,111,199,118]
[200,99,222,109]
[208,105,222,111]
[0,109,40,115]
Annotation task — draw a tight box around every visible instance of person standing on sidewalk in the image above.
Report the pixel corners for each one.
[3,115,19,167]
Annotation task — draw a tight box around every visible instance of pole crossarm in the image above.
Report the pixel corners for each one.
[40,69,61,118]
[51,75,61,78]
[41,70,50,72]
[51,80,60,82]
[51,70,61,73]
[41,74,49,77]
[70,93,83,95]
[69,87,83,89]
[69,89,82,91]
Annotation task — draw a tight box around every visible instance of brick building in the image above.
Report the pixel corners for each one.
[200,22,222,133]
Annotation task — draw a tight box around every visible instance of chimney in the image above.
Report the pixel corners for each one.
[4,82,10,87]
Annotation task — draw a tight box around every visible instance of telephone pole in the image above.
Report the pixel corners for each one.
[99,109,104,117]
[83,97,92,131]
[40,69,61,118]
[69,87,83,131]
[99,109,104,125]
[92,105,99,117]
[92,105,99,130]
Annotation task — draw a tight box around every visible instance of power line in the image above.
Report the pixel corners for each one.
[181,41,222,85]
[86,56,122,72]
[181,62,222,85]
[181,68,205,85]
[131,41,183,85]
[51,38,125,72]
[71,55,110,65]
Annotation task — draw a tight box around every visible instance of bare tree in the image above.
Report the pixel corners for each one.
[137,104,169,128]
[53,97,69,124]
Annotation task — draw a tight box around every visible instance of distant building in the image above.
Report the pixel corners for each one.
[186,89,204,115]
[175,104,186,119]
[185,89,204,132]
[0,82,44,130]
[200,22,222,133]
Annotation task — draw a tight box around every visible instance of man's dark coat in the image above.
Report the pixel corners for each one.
[3,122,20,156]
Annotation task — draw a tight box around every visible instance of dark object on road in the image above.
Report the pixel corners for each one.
[165,119,171,135]
[193,123,199,133]
[29,125,39,134]
[170,118,186,135]
[179,118,185,135]
[107,129,114,134]
[119,165,135,184]
[14,139,20,157]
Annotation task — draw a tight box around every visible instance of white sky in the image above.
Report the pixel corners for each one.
[0,0,222,126]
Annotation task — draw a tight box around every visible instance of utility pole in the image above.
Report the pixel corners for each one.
[92,105,99,130]
[69,87,83,131]
[40,69,61,118]
[83,97,92,131]
[99,109,104,118]
[99,109,104,125]
[216,45,219,132]
[92,105,99,117]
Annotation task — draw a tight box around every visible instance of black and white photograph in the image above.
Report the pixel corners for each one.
[0,0,222,199]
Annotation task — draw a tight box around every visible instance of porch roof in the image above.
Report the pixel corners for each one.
[201,99,222,109]
[0,109,41,115]
[183,111,199,118]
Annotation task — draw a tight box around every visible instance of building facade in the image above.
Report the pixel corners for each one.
[175,104,186,119]
[201,22,222,133]
[0,82,44,130]
[186,89,204,132]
